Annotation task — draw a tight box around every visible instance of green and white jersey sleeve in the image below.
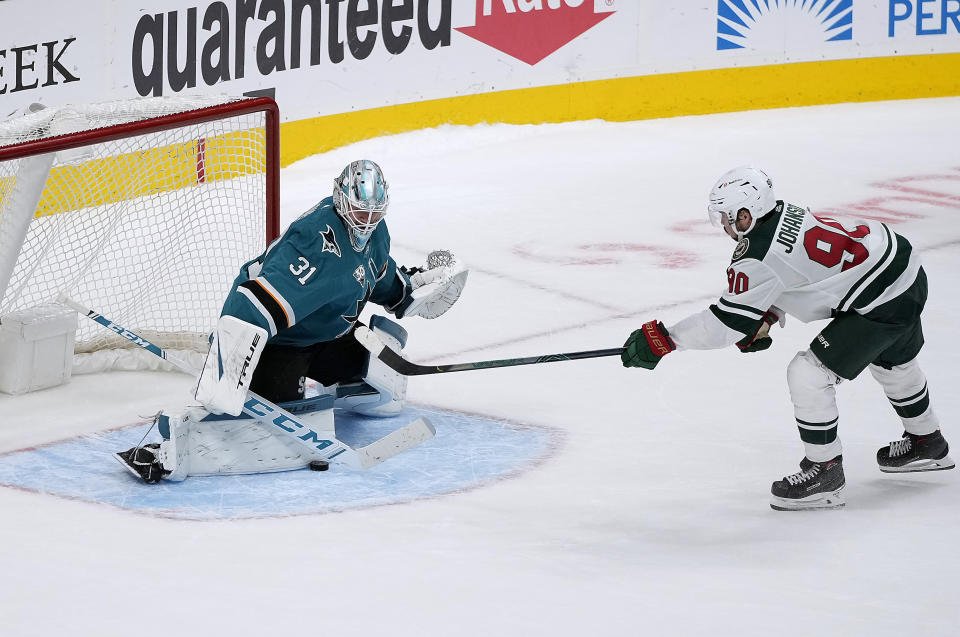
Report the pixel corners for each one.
[668,257,784,351]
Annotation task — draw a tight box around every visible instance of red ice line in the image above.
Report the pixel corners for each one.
[516,168,960,271]
[810,170,960,225]
[511,242,699,270]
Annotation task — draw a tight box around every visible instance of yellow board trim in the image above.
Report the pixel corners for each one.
[279,53,960,167]
[7,53,957,214]
[24,129,266,217]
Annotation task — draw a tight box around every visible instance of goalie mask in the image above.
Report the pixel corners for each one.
[334,159,389,251]
[707,166,776,239]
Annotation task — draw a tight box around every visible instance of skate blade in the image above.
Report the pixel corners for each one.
[879,455,955,473]
[770,490,845,511]
[113,452,147,481]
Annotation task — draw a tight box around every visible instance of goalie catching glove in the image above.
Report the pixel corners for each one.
[393,250,468,319]
[194,315,267,416]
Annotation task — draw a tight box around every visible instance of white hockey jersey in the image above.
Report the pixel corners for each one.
[669,201,922,351]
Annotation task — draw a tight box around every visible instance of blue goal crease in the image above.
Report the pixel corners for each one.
[0,406,559,520]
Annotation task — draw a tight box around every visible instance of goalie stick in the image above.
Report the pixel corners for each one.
[59,296,435,470]
[355,325,624,376]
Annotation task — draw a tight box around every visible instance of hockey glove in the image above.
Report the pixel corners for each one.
[622,321,676,370]
[736,308,783,354]
[394,250,468,319]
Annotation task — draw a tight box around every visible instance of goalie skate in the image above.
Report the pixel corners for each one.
[115,443,168,484]
[770,455,845,511]
[877,430,955,473]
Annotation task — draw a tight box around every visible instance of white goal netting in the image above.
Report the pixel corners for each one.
[0,95,277,371]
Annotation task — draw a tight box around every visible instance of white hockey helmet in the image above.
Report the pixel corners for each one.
[707,166,776,238]
[334,159,389,250]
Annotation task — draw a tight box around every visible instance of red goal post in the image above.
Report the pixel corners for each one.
[0,95,280,371]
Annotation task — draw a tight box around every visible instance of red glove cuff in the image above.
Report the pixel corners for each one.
[641,320,676,357]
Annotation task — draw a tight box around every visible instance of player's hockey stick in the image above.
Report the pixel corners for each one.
[59,296,435,470]
[355,325,624,376]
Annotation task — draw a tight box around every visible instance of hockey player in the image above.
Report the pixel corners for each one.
[117,159,467,482]
[621,166,953,511]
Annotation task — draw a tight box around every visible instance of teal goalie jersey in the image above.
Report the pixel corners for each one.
[220,197,409,347]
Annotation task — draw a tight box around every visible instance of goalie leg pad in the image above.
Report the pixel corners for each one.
[787,350,842,462]
[195,315,268,416]
[336,315,408,417]
[155,397,335,478]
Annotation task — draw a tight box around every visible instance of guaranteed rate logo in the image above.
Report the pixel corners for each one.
[456,0,615,65]
[131,0,452,97]
[717,0,853,51]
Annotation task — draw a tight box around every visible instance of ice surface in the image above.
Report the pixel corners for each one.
[1,98,959,636]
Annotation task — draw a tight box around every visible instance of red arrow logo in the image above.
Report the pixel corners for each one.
[456,1,615,66]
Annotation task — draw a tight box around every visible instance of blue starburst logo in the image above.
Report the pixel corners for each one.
[717,0,853,51]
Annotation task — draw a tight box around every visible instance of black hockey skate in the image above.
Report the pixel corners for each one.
[770,455,845,511]
[877,430,955,473]
[115,443,168,484]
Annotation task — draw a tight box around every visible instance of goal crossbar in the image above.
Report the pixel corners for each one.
[0,96,280,241]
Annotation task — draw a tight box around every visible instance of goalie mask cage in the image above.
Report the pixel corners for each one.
[0,95,279,367]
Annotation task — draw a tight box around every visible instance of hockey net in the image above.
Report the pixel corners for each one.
[0,95,279,373]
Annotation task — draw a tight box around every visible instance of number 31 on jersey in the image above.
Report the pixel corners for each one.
[289,257,316,285]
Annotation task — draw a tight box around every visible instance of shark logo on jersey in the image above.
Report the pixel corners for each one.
[732,238,750,260]
[353,265,366,287]
[320,225,341,258]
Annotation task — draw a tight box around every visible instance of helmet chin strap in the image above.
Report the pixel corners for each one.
[736,225,746,241]
[726,209,758,240]
[721,213,742,241]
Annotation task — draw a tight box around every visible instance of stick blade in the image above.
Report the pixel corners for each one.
[356,417,436,469]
